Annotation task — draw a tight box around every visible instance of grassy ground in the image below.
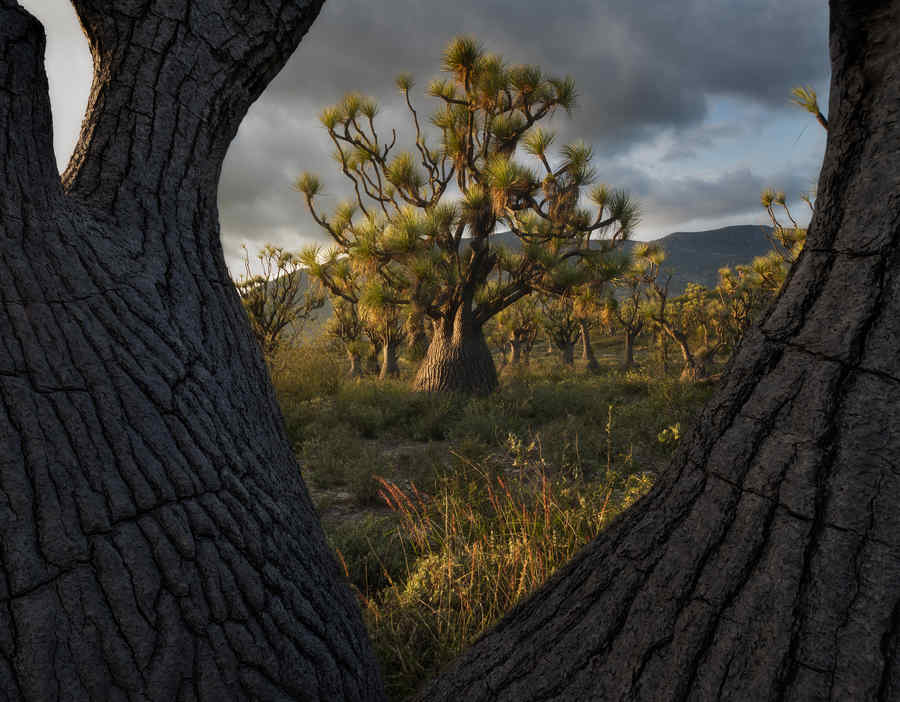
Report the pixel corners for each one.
[271,339,716,699]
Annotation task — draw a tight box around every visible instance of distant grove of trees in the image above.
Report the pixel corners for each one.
[233,48,822,393]
[235,199,809,388]
[235,176,812,388]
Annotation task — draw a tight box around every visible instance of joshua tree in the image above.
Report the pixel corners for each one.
[326,298,369,378]
[362,292,406,379]
[495,296,541,366]
[790,85,828,131]
[539,293,581,367]
[571,283,608,373]
[301,246,407,379]
[296,36,637,393]
[605,287,644,371]
[5,0,898,699]
[233,244,325,357]
[404,304,430,361]
[760,187,810,265]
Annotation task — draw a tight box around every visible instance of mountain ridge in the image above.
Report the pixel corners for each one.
[487,224,775,294]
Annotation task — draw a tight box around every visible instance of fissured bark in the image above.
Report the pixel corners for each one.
[0,2,383,700]
[413,309,498,394]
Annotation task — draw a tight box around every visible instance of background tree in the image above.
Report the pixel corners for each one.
[296,37,637,393]
[572,283,606,373]
[790,84,828,131]
[0,2,384,699]
[714,259,783,352]
[326,298,369,378]
[404,304,430,362]
[233,243,325,357]
[539,293,581,367]
[607,246,657,369]
[417,2,900,697]
[361,285,406,379]
[761,187,810,266]
[494,296,541,366]
[636,245,710,380]
[301,246,408,379]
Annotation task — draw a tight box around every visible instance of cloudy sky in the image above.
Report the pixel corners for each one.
[29,1,829,275]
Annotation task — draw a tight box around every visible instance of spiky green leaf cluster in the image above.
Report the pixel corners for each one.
[296,34,639,348]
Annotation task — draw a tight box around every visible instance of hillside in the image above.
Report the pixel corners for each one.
[487,224,774,295]
[634,224,774,294]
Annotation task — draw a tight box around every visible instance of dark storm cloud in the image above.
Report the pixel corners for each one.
[32,0,830,270]
[267,0,828,149]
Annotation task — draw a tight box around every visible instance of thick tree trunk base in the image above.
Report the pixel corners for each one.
[413,324,497,394]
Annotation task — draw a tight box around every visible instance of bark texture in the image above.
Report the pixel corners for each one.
[0,3,383,700]
[417,2,900,700]
[413,314,497,394]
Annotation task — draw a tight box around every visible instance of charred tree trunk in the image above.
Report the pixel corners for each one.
[580,322,600,373]
[0,3,383,700]
[413,308,498,394]
[418,2,900,699]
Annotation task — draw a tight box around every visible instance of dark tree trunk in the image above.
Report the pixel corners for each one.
[623,327,639,369]
[378,340,401,380]
[417,2,900,699]
[0,3,383,700]
[413,309,498,393]
[557,340,576,366]
[663,325,705,381]
[366,346,380,374]
[580,323,600,373]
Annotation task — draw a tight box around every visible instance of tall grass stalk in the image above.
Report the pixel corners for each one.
[364,446,653,699]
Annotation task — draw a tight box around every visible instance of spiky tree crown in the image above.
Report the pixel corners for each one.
[298,36,638,328]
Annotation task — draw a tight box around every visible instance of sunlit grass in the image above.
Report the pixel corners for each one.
[271,340,715,699]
